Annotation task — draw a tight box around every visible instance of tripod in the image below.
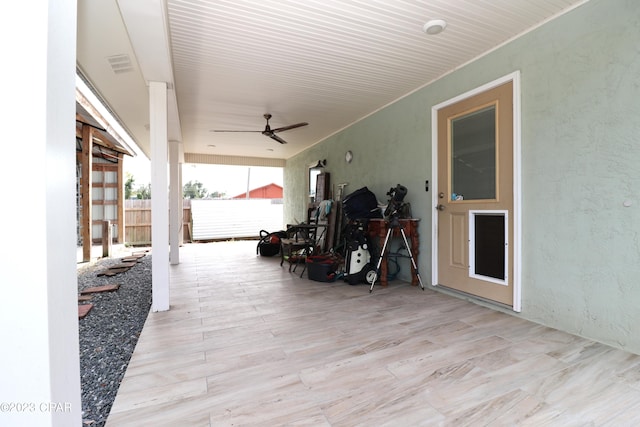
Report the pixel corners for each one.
[368,209,425,293]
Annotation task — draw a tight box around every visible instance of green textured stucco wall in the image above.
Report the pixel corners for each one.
[285,0,640,353]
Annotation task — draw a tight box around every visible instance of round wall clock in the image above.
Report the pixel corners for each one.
[345,150,353,163]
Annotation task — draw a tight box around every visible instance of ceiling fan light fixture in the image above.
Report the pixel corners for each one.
[423,19,447,35]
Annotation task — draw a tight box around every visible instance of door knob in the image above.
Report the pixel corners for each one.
[436,204,445,211]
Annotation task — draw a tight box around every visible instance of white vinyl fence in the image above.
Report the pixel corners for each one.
[190,199,284,241]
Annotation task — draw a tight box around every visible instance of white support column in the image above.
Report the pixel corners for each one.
[179,161,184,245]
[150,81,170,312]
[169,140,181,265]
[0,1,82,425]
[178,143,184,245]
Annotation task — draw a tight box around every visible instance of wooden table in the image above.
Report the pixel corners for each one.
[367,218,420,287]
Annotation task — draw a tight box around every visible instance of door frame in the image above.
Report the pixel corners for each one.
[430,71,522,312]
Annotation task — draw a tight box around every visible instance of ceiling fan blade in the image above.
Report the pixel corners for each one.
[211,115,307,144]
[272,122,308,133]
[267,133,288,144]
[210,129,262,133]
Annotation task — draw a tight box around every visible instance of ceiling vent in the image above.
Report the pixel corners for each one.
[106,54,134,74]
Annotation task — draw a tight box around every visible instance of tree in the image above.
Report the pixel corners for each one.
[136,184,151,200]
[125,173,135,199]
[183,180,208,199]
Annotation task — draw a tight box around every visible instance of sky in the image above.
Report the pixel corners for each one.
[124,155,283,198]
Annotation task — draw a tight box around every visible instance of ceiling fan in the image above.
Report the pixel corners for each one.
[211,113,308,144]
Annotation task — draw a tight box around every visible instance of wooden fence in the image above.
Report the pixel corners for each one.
[124,198,285,245]
[125,199,192,245]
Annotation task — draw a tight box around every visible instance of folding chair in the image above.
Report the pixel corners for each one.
[280,223,326,277]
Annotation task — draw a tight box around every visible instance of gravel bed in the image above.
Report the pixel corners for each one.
[77,251,152,426]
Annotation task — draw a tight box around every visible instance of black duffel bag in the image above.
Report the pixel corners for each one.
[256,229,287,256]
[342,187,382,220]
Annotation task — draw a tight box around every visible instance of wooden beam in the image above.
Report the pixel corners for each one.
[76,113,130,155]
[117,153,125,244]
[81,124,93,262]
[76,89,134,156]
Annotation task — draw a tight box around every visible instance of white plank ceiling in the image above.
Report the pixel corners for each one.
[77,0,589,161]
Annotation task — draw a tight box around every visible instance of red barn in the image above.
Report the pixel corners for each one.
[231,183,283,199]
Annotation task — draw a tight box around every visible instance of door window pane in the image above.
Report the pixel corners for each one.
[450,105,496,200]
[309,168,321,200]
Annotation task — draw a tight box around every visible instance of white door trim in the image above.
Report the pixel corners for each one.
[431,71,522,312]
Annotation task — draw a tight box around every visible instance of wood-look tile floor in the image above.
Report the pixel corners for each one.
[106,241,640,426]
